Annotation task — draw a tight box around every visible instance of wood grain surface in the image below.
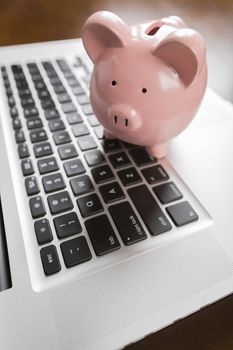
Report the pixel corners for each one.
[0,1,233,349]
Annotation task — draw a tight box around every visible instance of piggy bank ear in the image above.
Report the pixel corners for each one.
[82,11,130,63]
[153,28,206,86]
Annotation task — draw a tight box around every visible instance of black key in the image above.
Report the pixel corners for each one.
[54,212,82,239]
[109,202,147,245]
[58,144,78,160]
[21,159,34,176]
[66,112,83,124]
[72,85,85,96]
[102,139,122,153]
[40,245,61,275]
[129,148,156,167]
[33,142,53,158]
[41,98,55,110]
[30,129,47,143]
[63,158,85,177]
[12,118,22,130]
[34,218,53,245]
[24,106,39,118]
[16,80,28,89]
[64,70,74,79]
[53,130,71,145]
[153,182,183,204]
[84,150,105,167]
[121,141,138,149]
[61,236,92,267]
[29,195,46,218]
[15,130,25,143]
[21,96,35,108]
[25,176,40,196]
[44,109,60,120]
[109,152,131,169]
[42,173,65,193]
[34,81,46,91]
[128,185,172,236]
[91,165,114,184]
[37,89,51,100]
[99,182,125,204]
[18,143,29,158]
[72,123,90,137]
[142,165,169,184]
[8,96,15,107]
[78,135,97,151]
[67,77,79,87]
[85,215,120,256]
[48,191,73,215]
[38,156,59,174]
[70,175,94,196]
[94,126,104,140]
[166,201,198,227]
[27,117,43,130]
[27,63,39,74]
[31,74,43,82]
[62,102,77,114]
[42,61,55,72]
[57,93,71,104]
[49,76,61,86]
[18,88,31,98]
[117,167,142,187]
[82,104,93,115]
[10,106,18,118]
[56,59,70,71]
[53,84,66,94]
[76,94,89,105]
[49,119,65,132]
[6,87,13,97]
[77,193,103,217]
[88,115,100,127]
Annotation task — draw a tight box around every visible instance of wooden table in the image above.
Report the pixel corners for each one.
[1,1,233,349]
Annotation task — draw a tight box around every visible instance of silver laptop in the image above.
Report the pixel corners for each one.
[0,38,233,350]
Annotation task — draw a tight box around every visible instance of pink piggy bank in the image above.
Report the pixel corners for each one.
[82,11,207,158]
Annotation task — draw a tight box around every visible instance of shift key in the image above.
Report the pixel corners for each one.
[128,185,172,236]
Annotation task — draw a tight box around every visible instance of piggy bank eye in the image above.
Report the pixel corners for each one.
[142,88,147,93]
[111,80,117,86]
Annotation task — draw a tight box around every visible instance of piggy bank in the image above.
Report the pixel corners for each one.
[82,11,207,158]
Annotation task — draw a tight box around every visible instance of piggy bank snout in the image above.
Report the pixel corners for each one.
[108,104,142,132]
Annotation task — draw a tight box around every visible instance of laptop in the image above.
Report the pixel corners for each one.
[0,38,233,350]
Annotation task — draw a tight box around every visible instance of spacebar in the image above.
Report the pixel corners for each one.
[128,185,172,236]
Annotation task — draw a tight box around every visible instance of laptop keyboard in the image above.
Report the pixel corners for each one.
[1,57,199,278]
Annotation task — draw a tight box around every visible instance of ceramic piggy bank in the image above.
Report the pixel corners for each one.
[82,11,207,158]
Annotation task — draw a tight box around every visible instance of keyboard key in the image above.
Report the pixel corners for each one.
[142,165,169,184]
[29,195,46,218]
[24,106,39,118]
[8,96,15,107]
[72,85,85,96]
[49,119,65,132]
[34,81,46,91]
[30,129,47,143]
[10,106,18,118]
[33,142,53,158]
[109,152,131,169]
[21,96,35,108]
[72,123,90,137]
[85,215,120,256]
[88,115,100,127]
[63,158,86,177]
[40,245,61,275]
[38,156,59,174]
[27,117,43,130]
[61,236,92,267]
[58,144,78,160]
[102,139,122,153]
[56,59,70,71]
[91,165,115,184]
[41,98,55,110]
[42,173,66,193]
[49,76,61,86]
[109,202,147,245]
[44,108,60,120]
[48,191,73,215]
[37,89,51,100]
[21,158,34,176]
[18,143,29,158]
[117,167,142,186]
[77,193,103,217]
[53,130,71,145]
[57,93,71,104]
[18,88,31,98]
[129,148,156,166]
[76,94,89,105]
[128,185,172,236]
[34,218,53,245]
[82,104,93,115]
[153,182,183,204]
[62,102,77,114]
[94,126,104,139]
[54,212,82,239]
[67,77,79,87]
[15,129,25,143]
[66,112,83,124]
[70,175,94,196]
[25,176,40,196]
[84,150,105,167]
[78,135,97,151]
[99,182,125,204]
[53,84,66,94]
[166,201,198,226]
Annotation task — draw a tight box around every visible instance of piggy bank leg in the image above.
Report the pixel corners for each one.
[146,143,168,159]
[104,129,115,139]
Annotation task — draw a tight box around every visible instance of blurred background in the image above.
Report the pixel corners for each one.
[0,0,232,103]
